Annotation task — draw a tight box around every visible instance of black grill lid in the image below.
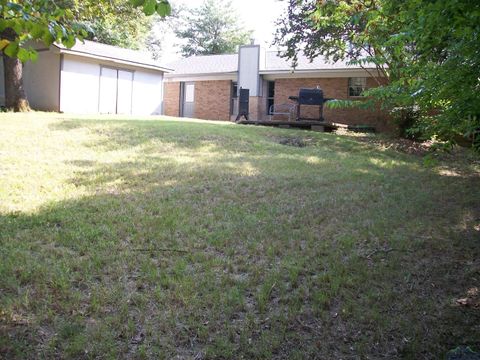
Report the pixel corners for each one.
[298,88,324,105]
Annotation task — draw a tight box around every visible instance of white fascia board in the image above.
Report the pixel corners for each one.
[164,72,237,82]
[58,49,172,73]
[260,68,381,80]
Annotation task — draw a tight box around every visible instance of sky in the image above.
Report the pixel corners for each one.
[158,0,288,63]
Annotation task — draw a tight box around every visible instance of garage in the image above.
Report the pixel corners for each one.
[0,40,171,115]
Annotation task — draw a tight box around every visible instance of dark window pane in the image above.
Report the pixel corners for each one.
[232,82,238,98]
[268,81,275,98]
[348,77,366,97]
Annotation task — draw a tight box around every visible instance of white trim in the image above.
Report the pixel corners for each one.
[58,48,171,73]
[165,73,237,82]
[165,69,381,82]
[261,69,380,80]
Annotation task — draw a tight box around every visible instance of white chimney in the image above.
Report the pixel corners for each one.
[237,45,261,97]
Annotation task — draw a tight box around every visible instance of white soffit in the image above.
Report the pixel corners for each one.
[59,49,170,72]
[164,73,237,82]
[261,69,381,80]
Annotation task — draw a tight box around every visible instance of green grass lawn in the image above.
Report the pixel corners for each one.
[0,113,479,359]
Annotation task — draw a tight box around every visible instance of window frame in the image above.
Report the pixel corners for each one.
[267,81,275,115]
[232,82,238,99]
[348,77,367,97]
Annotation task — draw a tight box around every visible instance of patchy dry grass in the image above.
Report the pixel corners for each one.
[0,112,479,359]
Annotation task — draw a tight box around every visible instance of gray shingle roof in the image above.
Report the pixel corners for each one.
[165,49,365,76]
[166,54,238,75]
[262,51,361,72]
[55,40,171,72]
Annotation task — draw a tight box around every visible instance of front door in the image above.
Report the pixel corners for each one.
[181,82,195,118]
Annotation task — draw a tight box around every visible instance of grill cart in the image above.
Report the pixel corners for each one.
[289,87,333,122]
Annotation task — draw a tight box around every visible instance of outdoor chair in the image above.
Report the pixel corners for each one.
[268,103,296,121]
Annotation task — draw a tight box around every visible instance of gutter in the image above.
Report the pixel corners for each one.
[259,68,378,75]
[164,71,237,78]
[164,72,238,82]
[57,47,173,73]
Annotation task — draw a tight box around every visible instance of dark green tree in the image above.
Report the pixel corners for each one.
[59,0,151,50]
[275,0,480,147]
[174,0,252,56]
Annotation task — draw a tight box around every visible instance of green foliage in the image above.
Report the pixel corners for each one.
[0,0,171,62]
[325,99,369,110]
[398,1,480,145]
[0,0,88,61]
[56,0,152,50]
[129,0,171,17]
[275,0,480,149]
[174,0,253,56]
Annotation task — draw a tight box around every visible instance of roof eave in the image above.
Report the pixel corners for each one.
[260,68,383,80]
[164,71,237,78]
[259,68,377,75]
[56,46,172,72]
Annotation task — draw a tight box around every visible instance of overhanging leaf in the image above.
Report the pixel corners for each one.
[3,41,19,58]
[130,0,145,6]
[17,47,30,63]
[143,0,157,16]
[157,1,172,17]
[0,39,10,51]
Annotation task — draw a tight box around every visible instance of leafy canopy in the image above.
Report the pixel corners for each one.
[174,0,252,56]
[0,0,88,62]
[275,0,480,147]
[58,0,151,50]
[0,0,171,61]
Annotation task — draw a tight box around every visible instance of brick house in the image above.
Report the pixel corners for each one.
[164,45,391,132]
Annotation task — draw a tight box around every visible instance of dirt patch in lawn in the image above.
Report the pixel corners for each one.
[273,136,317,148]
[340,130,432,156]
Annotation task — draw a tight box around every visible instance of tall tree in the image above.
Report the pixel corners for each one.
[0,0,171,112]
[0,0,87,111]
[145,5,181,60]
[275,0,480,147]
[174,0,253,57]
[59,0,151,50]
[394,0,480,146]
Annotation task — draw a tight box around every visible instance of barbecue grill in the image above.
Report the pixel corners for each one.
[289,87,333,122]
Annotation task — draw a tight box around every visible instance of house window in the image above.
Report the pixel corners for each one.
[267,81,275,114]
[348,77,367,97]
[232,82,238,98]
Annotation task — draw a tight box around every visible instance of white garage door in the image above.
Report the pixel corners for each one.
[117,70,133,114]
[99,67,133,114]
[99,68,117,114]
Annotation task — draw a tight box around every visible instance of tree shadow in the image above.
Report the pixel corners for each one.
[1,118,478,358]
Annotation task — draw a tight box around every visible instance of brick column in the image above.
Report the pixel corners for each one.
[248,96,267,121]
[164,82,181,117]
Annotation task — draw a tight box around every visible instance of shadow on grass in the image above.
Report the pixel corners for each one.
[1,119,478,359]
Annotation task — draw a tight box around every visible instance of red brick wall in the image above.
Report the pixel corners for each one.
[195,80,232,121]
[273,77,393,132]
[163,80,232,120]
[164,82,181,117]
[248,96,267,121]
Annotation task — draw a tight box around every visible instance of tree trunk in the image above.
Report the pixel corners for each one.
[1,29,30,112]
[3,56,30,111]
